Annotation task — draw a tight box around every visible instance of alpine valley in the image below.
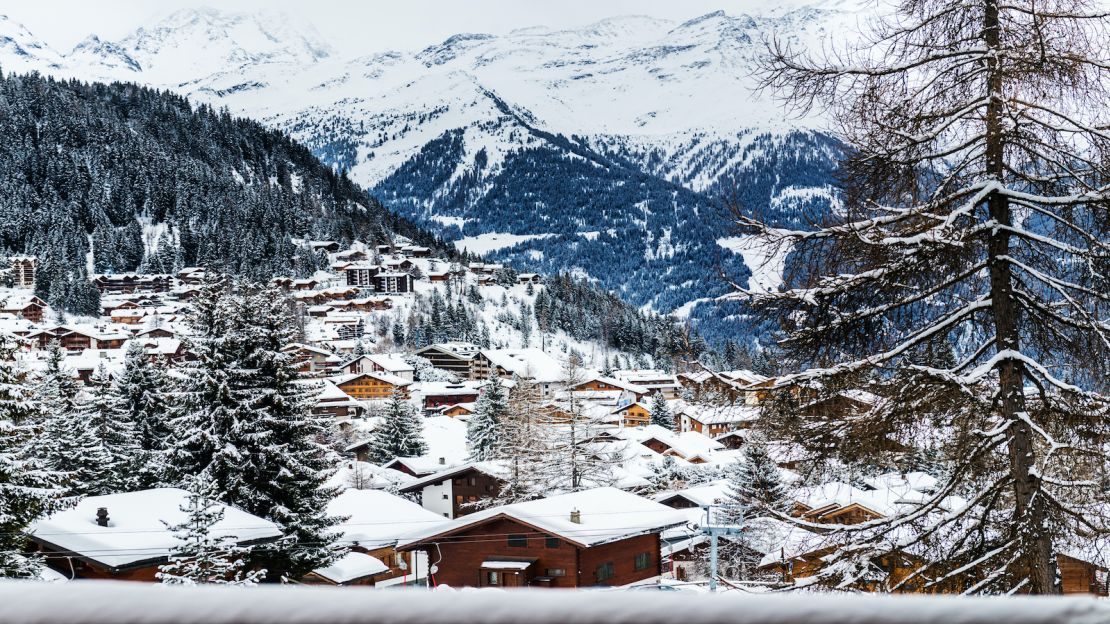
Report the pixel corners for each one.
[0,2,866,345]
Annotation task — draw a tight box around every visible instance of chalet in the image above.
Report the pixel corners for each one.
[329,296,394,312]
[419,381,482,411]
[569,376,650,405]
[397,488,687,588]
[517,273,541,284]
[379,456,453,478]
[339,353,415,381]
[714,430,748,450]
[633,426,726,465]
[611,402,652,428]
[283,343,342,376]
[470,348,564,398]
[468,262,503,276]
[309,240,341,253]
[398,462,509,519]
[381,258,415,272]
[8,256,36,288]
[335,249,370,263]
[176,267,207,285]
[332,371,411,401]
[654,480,729,510]
[311,380,366,423]
[415,342,480,378]
[305,489,441,586]
[427,269,451,283]
[93,274,173,294]
[439,402,476,418]
[400,245,431,258]
[613,370,681,399]
[28,489,280,582]
[0,294,46,322]
[677,403,760,436]
[27,325,128,351]
[135,326,177,340]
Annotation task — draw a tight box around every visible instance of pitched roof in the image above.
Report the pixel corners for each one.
[29,489,281,570]
[327,489,444,549]
[397,487,687,549]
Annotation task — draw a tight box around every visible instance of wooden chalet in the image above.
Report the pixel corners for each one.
[93,274,173,294]
[397,488,687,588]
[420,382,482,411]
[0,294,46,322]
[331,371,411,400]
[8,255,36,288]
[283,343,341,376]
[611,401,652,428]
[398,462,509,519]
[28,489,279,582]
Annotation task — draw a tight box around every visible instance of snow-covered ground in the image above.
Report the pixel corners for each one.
[451,233,554,255]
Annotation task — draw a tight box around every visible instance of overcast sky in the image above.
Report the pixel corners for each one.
[3,0,798,55]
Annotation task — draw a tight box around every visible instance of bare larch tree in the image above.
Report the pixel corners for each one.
[738,0,1110,594]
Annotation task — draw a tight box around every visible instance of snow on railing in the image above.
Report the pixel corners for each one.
[1,581,1108,624]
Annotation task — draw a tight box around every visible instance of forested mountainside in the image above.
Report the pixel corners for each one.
[0,71,441,308]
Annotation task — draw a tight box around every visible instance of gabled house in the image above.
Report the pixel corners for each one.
[28,489,280,582]
[397,488,688,588]
[331,371,411,400]
[339,353,415,381]
[283,343,341,376]
[397,461,509,519]
[470,348,564,398]
[414,342,480,378]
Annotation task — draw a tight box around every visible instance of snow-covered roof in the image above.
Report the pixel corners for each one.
[397,487,687,549]
[330,371,412,388]
[654,480,730,508]
[398,460,510,494]
[479,348,564,383]
[327,489,444,549]
[364,352,414,373]
[311,552,389,584]
[29,489,281,570]
[676,401,760,426]
[324,461,414,491]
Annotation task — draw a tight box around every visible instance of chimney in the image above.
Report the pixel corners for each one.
[96,507,109,527]
[569,508,581,524]
[438,457,446,465]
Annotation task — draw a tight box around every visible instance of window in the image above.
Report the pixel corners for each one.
[545,568,566,577]
[508,534,527,547]
[596,562,615,582]
[468,477,477,486]
[487,571,499,586]
[634,552,651,571]
[442,494,448,500]
[545,537,560,549]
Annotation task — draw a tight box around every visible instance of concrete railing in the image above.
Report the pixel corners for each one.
[1,582,1108,624]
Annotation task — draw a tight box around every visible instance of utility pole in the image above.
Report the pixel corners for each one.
[700,504,743,592]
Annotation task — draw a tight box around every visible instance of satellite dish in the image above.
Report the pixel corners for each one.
[430,565,439,574]
[398,559,408,571]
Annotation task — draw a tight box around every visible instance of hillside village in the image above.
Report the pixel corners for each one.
[2,242,1107,595]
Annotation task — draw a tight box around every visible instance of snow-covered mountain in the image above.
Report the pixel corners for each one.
[0,4,869,345]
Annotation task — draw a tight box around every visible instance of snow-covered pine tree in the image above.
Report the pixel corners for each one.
[467,373,508,461]
[28,341,114,496]
[367,388,428,464]
[0,333,62,578]
[157,475,266,586]
[170,278,343,580]
[748,0,1110,593]
[82,363,141,492]
[116,340,172,487]
[648,391,674,431]
[721,443,789,522]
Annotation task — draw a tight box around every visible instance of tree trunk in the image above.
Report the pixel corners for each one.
[983,0,1058,595]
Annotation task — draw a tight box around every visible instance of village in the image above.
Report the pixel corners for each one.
[1,242,1106,596]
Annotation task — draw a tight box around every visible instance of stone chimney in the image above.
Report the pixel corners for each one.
[569,508,581,524]
[96,507,109,527]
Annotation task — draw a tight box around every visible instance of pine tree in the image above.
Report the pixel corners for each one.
[0,333,62,578]
[751,0,1110,594]
[467,374,508,461]
[648,392,673,431]
[157,475,266,586]
[169,279,344,580]
[82,363,141,492]
[28,342,114,496]
[116,340,171,488]
[367,388,428,464]
[721,443,789,522]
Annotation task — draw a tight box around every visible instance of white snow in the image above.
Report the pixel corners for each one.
[310,552,388,584]
[29,489,282,569]
[717,233,793,293]
[327,489,445,549]
[452,233,554,255]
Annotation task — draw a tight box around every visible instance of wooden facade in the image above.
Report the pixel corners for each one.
[399,516,662,588]
[335,373,410,400]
